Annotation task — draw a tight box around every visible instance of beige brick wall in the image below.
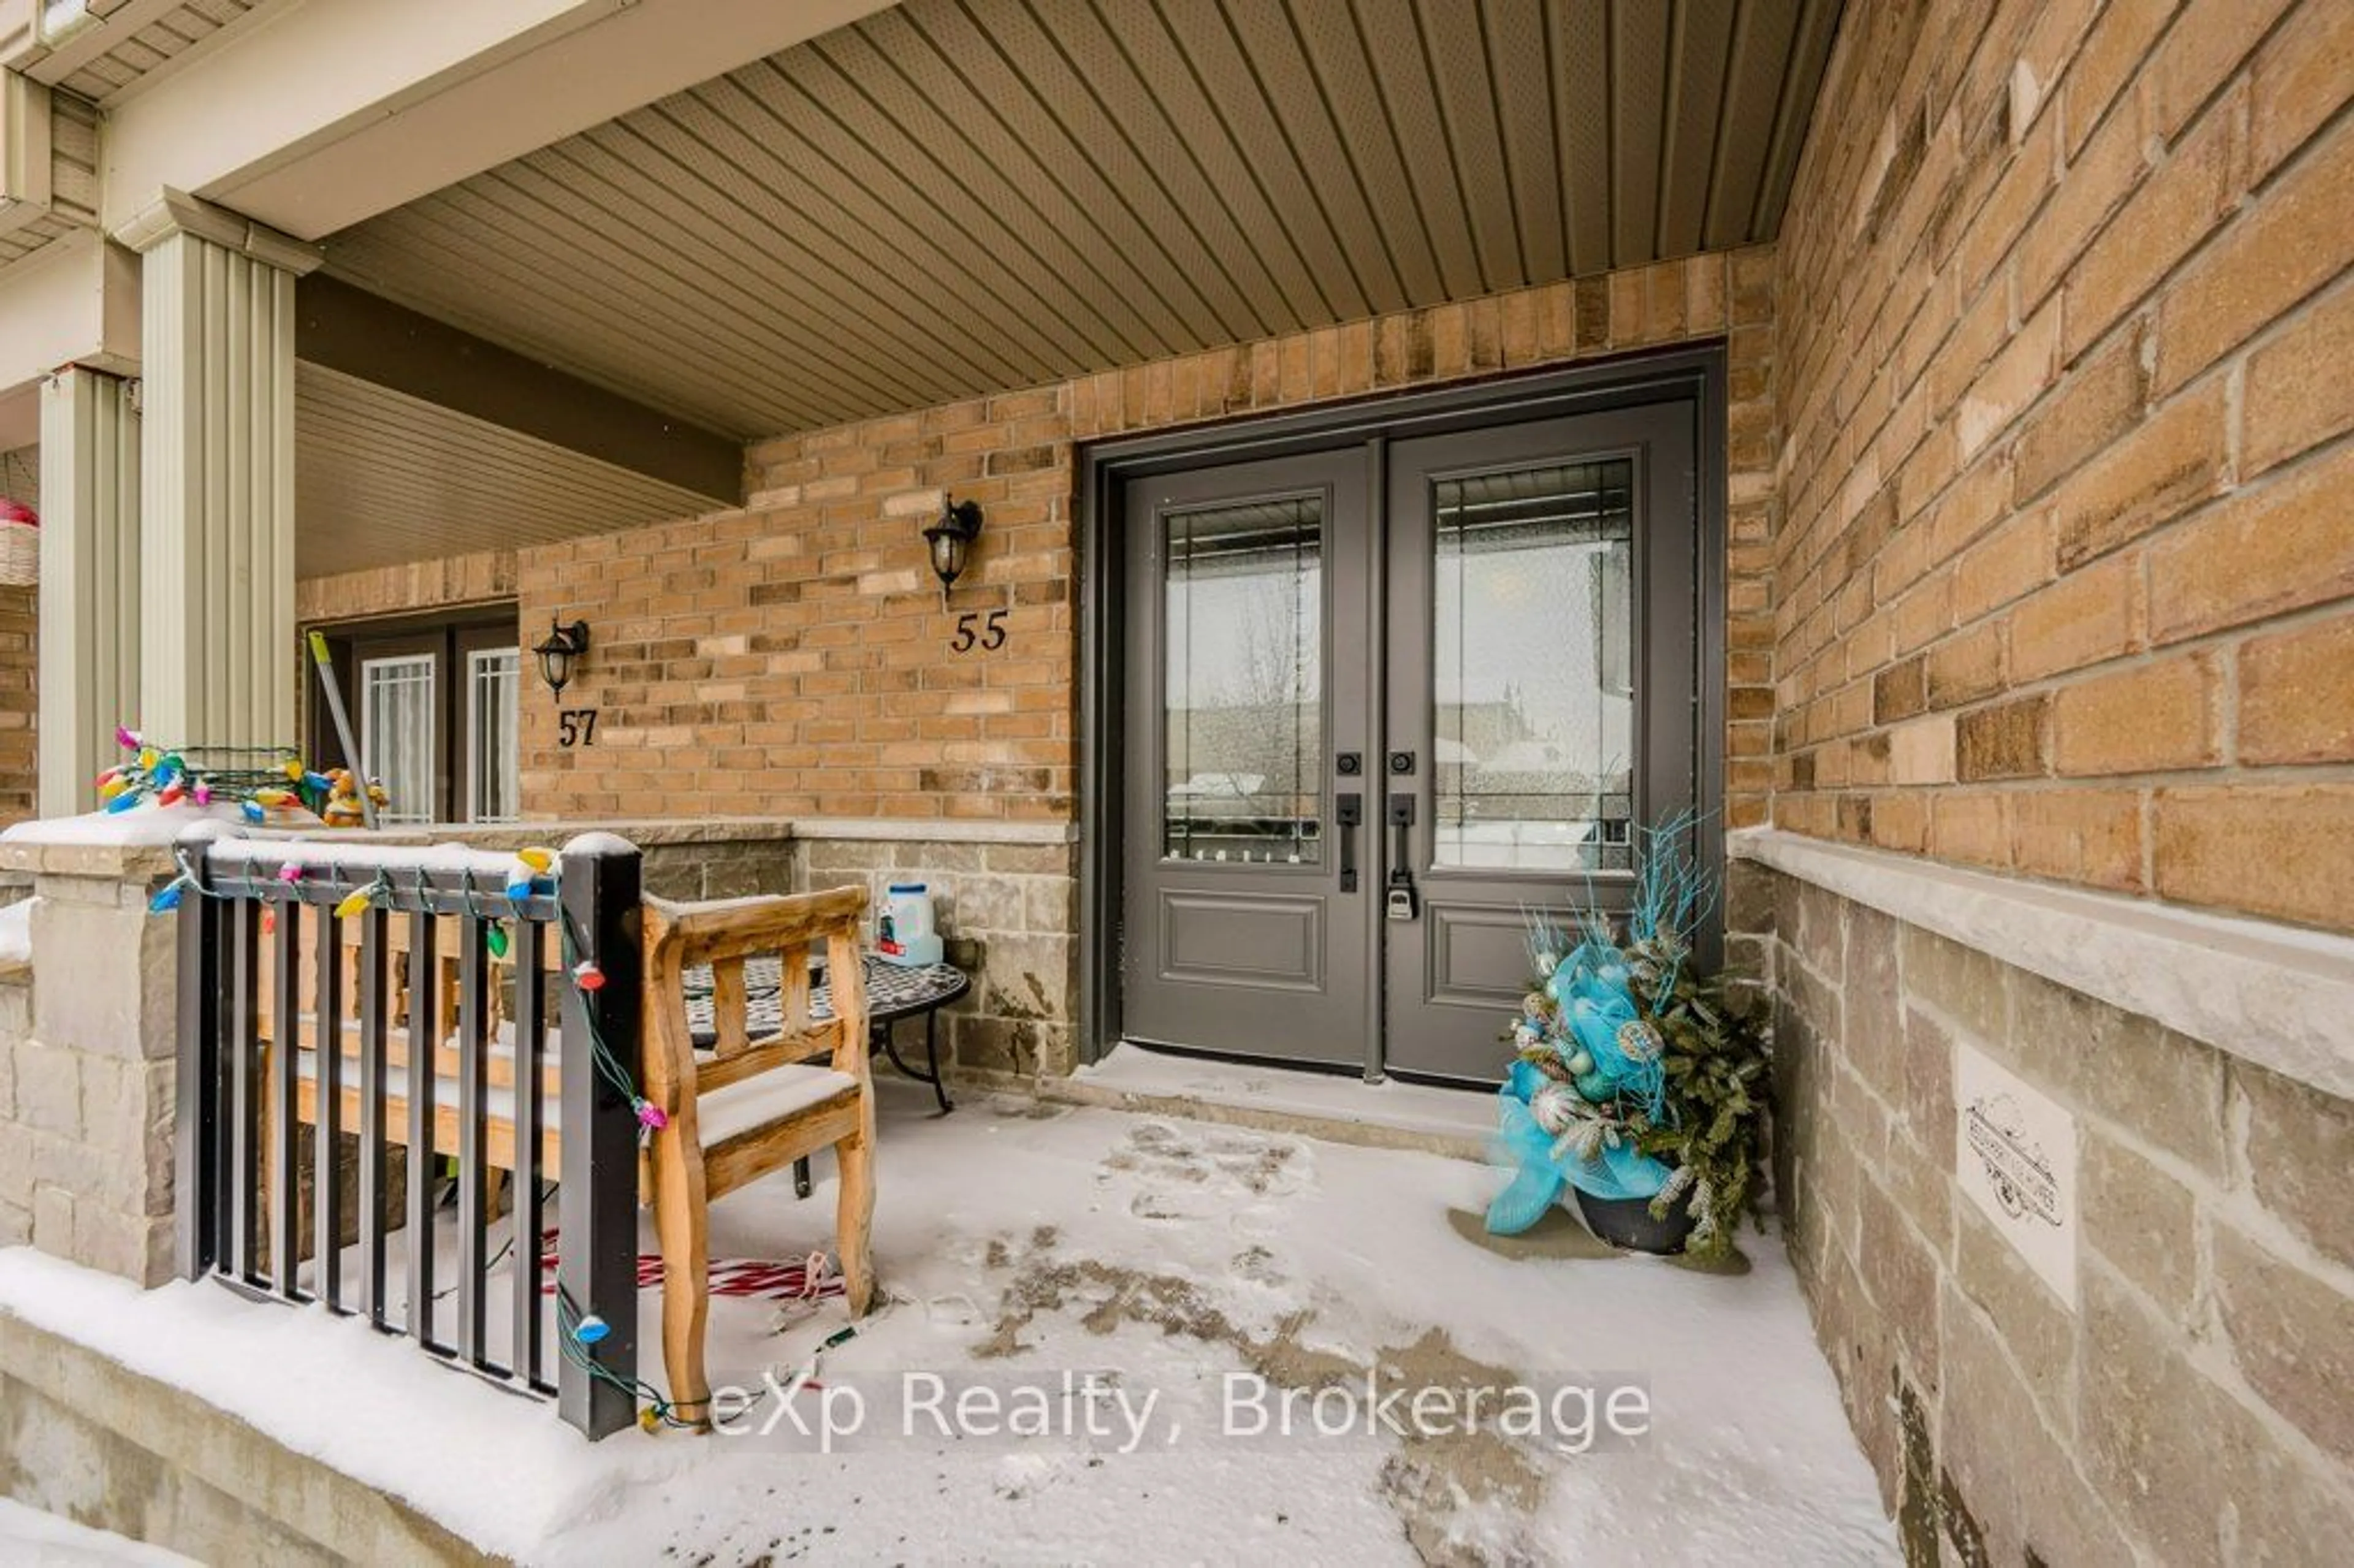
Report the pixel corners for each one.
[509,249,1780,828]
[295,548,519,626]
[1751,861,2354,1563]
[1770,0,2354,933]
[0,584,33,826]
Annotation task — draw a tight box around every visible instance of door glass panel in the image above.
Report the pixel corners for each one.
[1162,496,1323,864]
[1431,459,1634,871]
[467,649,521,823]
[360,654,437,826]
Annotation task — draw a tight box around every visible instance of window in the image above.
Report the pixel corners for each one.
[314,612,522,825]
[359,655,437,826]
[468,649,522,823]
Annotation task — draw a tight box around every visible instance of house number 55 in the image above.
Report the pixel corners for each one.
[951,610,1008,653]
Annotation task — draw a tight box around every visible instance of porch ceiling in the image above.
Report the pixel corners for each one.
[321,0,1841,441]
[295,363,716,579]
[17,0,273,105]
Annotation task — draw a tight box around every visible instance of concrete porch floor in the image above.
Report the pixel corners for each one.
[0,1079,1895,1566]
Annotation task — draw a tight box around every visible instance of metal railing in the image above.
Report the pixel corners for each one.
[172,826,645,1439]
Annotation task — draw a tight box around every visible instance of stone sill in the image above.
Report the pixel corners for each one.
[1730,828,2354,1100]
[788,816,1075,845]
[0,813,1073,869]
[0,840,180,879]
[386,816,799,848]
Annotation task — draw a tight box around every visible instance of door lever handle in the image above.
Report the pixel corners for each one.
[1336,793,1362,892]
[1386,794,1419,920]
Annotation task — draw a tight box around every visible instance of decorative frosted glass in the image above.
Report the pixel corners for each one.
[360,655,438,826]
[1162,496,1323,865]
[1431,460,1635,871]
[469,649,522,824]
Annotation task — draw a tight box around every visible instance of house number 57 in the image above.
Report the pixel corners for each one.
[557,708,599,747]
[951,610,1008,653]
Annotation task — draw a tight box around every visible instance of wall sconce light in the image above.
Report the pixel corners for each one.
[533,618,590,700]
[923,497,984,606]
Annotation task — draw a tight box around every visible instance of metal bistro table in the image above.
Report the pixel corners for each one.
[684,952,969,1197]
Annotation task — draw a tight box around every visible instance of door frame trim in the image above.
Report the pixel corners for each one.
[1077,344,1731,1068]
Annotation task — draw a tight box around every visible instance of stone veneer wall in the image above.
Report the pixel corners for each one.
[793,831,1076,1082]
[1741,850,2354,1564]
[0,839,178,1279]
[0,584,32,829]
[1768,0,2354,933]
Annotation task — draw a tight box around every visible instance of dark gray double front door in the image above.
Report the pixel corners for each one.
[1119,399,1699,1085]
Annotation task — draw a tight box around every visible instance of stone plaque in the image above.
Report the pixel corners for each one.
[1954,1039,2078,1310]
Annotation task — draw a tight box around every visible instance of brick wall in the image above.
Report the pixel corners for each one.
[1759,1,2354,1559]
[0,584,33,826]
[1770,0,2354,933]
[295,548,519,626]
[512,248,1779,828]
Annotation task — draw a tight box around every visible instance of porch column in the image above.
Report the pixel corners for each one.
[36,366,142,815]
[118,191,320,752]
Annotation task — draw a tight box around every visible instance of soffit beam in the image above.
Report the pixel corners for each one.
[295,273,742,505]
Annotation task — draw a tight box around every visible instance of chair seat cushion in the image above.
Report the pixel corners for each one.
[694,1064,859,1148]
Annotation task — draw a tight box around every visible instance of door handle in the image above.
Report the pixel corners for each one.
[1385,794,1419,920]
[1336,793,1362,892]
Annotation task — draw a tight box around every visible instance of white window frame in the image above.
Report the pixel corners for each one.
[467,647,522,824]
[359,653,438,826]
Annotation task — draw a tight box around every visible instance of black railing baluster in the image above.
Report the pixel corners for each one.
[512,916,548,1391]
[227,898,259,1284]
[557,837,642,1440]
[456,908,490,1367]
[314,905,345,1312]
[358,904,389,1328]
[175,858,222,1280]
[175,835,634,1435]
[271,900,302,1300]
[405,910,441,1350]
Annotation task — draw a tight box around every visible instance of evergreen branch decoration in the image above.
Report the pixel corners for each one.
[1484,810,1770,1262]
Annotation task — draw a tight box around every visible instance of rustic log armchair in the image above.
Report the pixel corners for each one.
[275,881,878,1431]
[638,885,877,1427]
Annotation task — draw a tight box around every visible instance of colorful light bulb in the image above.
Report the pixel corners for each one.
[241,801,265,823]
[573,1314,610,1345]
[334,888,373,919]
[516,847,555,873]
[634,1100,669,1132]
[192,782,213,806]
[105,790,141,813]
[261,909,276,936]
[486,924,510,959]
[572,960,606,992]
[275,862,303,884]
[148,881,185,914]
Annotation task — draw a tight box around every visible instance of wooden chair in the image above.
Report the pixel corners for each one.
[638,884,875,1428]
[267,883,877,1431]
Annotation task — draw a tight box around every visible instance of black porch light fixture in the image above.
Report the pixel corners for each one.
[923,497,984,605]
[533,617,590,700]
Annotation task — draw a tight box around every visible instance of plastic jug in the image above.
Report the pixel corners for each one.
[877,883,943,967]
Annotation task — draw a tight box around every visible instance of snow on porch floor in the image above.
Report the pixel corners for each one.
[0,1081,1897,1566]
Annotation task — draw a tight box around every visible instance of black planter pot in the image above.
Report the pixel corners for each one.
[1574,1188,1696,1256]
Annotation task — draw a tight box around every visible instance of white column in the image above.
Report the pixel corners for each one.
[118,189,319,752]
[36,365,142,815]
